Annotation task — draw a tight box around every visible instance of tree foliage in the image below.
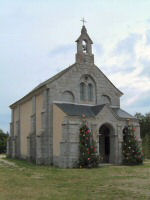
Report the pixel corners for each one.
[135,112,150,138]
[78,119,99,168]
[0,129,9,153]
[122,125,144,165]
[135,112,150,158]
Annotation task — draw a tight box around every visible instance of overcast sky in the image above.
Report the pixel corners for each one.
[1,0,150,132]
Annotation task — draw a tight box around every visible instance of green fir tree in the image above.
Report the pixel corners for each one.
[79,119,99,168]
[122,125,144,165]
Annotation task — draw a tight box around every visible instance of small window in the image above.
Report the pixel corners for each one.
[80,82,86,100]
[88,83,93,101]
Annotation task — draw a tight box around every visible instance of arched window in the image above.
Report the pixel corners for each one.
[80,82,86,100]
[62,91,75,103]
[88,83,93,101]
[80,75,96,102]
[102,95,111,105]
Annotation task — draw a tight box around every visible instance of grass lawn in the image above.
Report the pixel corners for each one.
[0,156,150,200]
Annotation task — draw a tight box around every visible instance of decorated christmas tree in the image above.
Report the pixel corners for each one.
[79,116,99,168]
[122,125,144,165]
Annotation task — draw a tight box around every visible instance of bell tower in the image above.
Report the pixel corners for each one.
[75,22,94,64]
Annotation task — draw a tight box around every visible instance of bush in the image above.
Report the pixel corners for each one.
[0,129,9,154]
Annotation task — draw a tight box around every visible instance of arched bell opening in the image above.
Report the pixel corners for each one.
[82,40,88,54]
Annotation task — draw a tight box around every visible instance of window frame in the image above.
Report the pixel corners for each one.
[80,82,86,101]
[88,83,93,101]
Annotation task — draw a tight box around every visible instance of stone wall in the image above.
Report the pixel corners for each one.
[47,63,121,107]
[59,117,81,168]
[7,61,140,167]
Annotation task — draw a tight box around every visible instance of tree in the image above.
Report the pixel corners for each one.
[135,112,150,158]
[135,112,150,139]
[0,129,9,154]
[142,134,150,159]
[122,125,144,165]
[78,118,99,168]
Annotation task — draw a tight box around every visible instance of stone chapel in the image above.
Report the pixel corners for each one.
[7,25,141,168]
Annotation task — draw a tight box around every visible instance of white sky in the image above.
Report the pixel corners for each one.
[1,0,150,132]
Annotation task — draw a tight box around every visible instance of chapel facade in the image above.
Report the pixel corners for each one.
[7,25,141,167]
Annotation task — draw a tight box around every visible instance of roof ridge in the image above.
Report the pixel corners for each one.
[10,64,76,108]
[93,64,123,96]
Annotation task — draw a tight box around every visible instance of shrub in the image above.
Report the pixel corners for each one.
[0,129,8,153]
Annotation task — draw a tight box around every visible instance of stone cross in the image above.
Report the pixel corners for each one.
[81,18,87,26]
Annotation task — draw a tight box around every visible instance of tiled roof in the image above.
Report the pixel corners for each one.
[112,108,136,119]
[55,103,105,117]
[55,103,136,119]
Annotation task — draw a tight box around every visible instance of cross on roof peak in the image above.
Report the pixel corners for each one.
[80,18,87,26]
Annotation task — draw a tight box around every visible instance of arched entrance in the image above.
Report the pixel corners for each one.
[99,124,112,163]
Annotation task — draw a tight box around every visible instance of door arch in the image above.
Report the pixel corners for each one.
[99,123,113,163]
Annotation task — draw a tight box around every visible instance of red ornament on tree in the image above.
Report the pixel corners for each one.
[133,128,136,132]
[79,121,99,168]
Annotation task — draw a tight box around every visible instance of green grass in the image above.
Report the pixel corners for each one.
[0,157,150,200]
